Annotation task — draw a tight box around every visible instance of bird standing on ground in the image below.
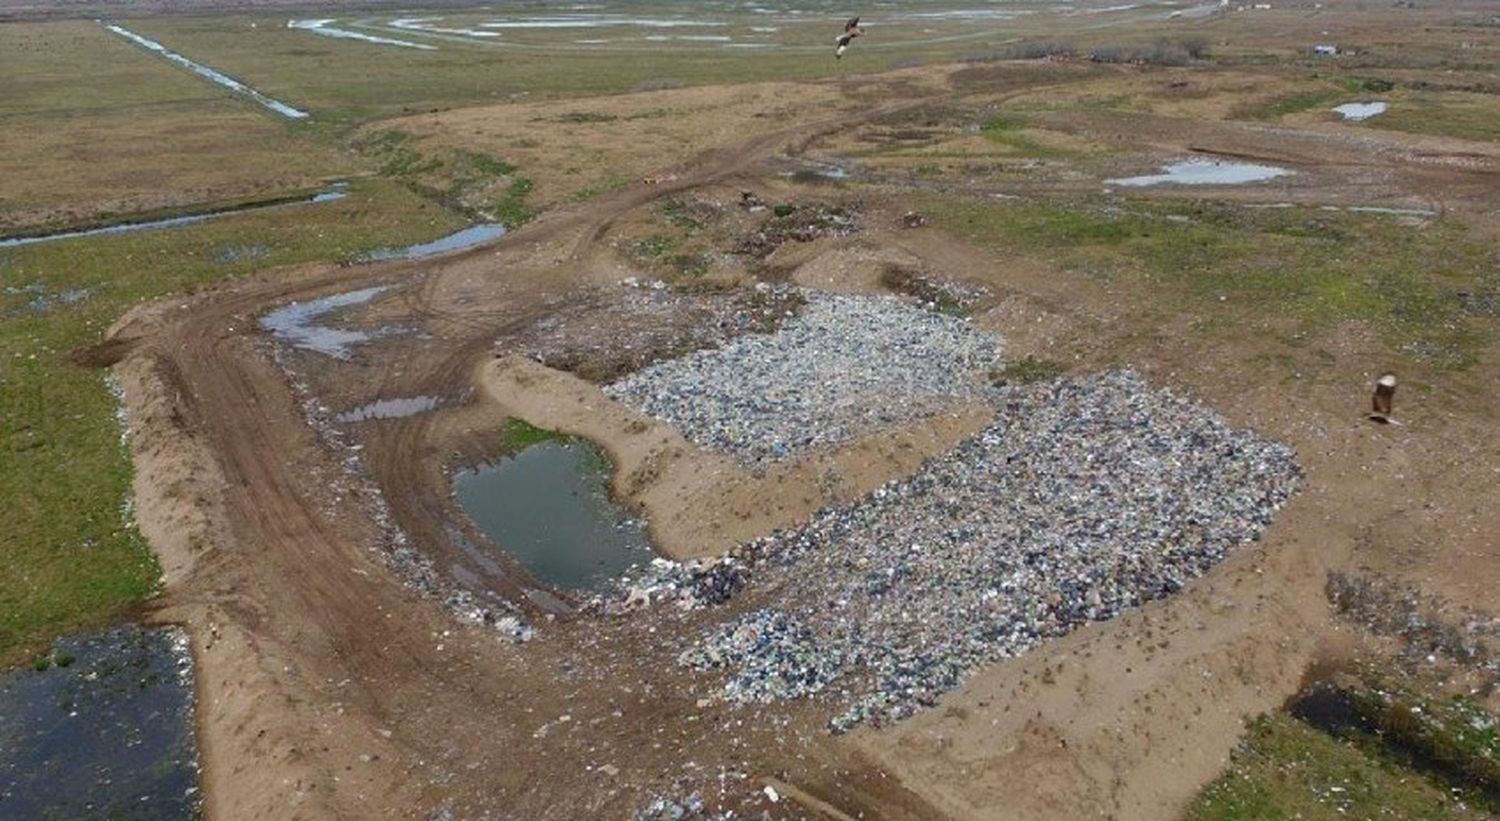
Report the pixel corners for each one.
[1371,373,1397,421]
[835,16,863,60]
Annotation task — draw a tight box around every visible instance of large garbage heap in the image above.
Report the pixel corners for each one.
[604,292,1002,464]
[674,370,1301,732]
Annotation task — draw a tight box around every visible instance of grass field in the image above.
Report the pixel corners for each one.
[925,196,1495,370]
[0,21,347,232]
[1189,665,1500,821]
[1374,90,1500,143]
[119,14,932,124]
[0,178,465,667]
[1187,714,1492,821]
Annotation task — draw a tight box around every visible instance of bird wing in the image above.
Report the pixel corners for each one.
[845,16,861,32]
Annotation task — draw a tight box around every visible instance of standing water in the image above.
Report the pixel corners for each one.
[1106,159,1291,187]
[454,440,654,591]
[1332,101,1388,121]
[0,625,199,819]
[359,223,507,261]
[260,285,390,359]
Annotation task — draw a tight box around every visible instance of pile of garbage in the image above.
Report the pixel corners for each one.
[734,203,857,258]
[676,370,1301,731]
[605,293,1002,463]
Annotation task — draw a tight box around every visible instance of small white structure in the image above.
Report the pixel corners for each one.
[1312,44,1338,56]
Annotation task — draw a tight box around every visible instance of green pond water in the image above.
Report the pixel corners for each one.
[453,440,654,591]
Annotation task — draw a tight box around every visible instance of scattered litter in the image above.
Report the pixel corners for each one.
[734,204,857,258]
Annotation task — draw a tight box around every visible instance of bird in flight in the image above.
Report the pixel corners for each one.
[835,16,864,60]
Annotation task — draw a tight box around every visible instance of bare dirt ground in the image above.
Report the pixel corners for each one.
[105,63,1500,819]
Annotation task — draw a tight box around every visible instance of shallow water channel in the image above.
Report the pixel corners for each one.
[104,23,308,119]
[453,440,654,591]
[0,625,199,819]
[0,187,346,249]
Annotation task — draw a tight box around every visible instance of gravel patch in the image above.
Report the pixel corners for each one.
[674,370,1301,731]
[604,292,1002,463]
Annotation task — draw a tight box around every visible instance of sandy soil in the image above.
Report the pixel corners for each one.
[106,64,1500,819]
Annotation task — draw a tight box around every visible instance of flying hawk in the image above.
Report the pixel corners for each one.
[835,16,863,60]
[1370,373,1396,421]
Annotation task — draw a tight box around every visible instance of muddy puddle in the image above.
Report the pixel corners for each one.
[336,395,443,423]
[786,160,850,183]
[1333,101,1388,121]
[359,223,506,262]
[0,625,199,819]
[260,285,392,359]
[0,186,346,250]
[453,440,653,591]
[103,24,308,119]
[1107,159,1291,187]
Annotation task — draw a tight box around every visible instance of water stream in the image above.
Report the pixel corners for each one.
[103,23,308,119]
[0,186,345,249]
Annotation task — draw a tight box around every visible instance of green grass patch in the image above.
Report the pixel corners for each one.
[994,356,1067,385]
[493,176,536,227]
[1188,714,1490,821]
[571,175,632,203]
[1326,682,1500,808]
[119,14,1004,125]
[501,417,572,452]
[354,131,534,225]
[0,178,466,669]
[632,235,677,260]
[500,418,610,474]
[1236,86,1348,120]
[0,20,224,116]
[659,199,706,231]
[555,111,617,124]
[1374,92,1500,142]
[925,197,1492,367]
[460,151,518,178]
[979,113,1059,156]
